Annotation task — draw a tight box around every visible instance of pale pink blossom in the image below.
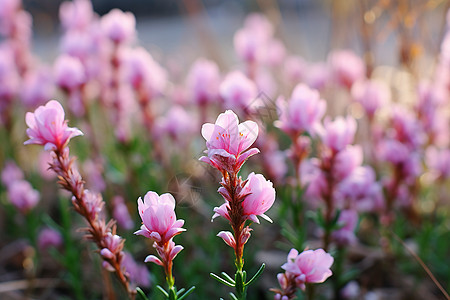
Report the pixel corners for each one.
[38,227,63,250]
[0,46,20,102]
[7,180,39,214]
[318,116,357,152]
[337,166,384,212]
[333,145,362,180]
[186,58,220,105]
[240,172,276,223]
[331,210,358,246]
[21,67,55,109]
[112,196,134,230]
[199,110,259,173]
[426,146,450,180]
[351,79,390,118]
[305,62,330,91]
[282,248,334,290]
[217,231,236,248]
[275,84,326,136]
[329,50,365,89]
[135,192,185,244]
[157,105,196,141]
[283,55,306,86]
[59,0,94,31]
[266,39,286,67]
[24,100,83,150]
[125,47,167,95]
[122,252,151,288]
[101,9,135,44]
[220,71,258,110]
[144,239,184,266]
[54,54,86,91]
[1,160,23,187]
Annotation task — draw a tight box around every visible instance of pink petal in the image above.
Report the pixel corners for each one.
[144,255,163,266]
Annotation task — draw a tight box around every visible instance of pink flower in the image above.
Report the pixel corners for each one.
[331,209,358,246]
[275,84,326,136]
[199,110,259,173]
[186,58,220,105]
[333,145,362,180]
[54,54,86,91]
[21,67,55,109]
[305,62,330,91]
[220,71,258,111]
[125,47,167,95]
[24,100,83,150]
[59,0,94,31]
[7,180,40,214]
[1,160,23,187]
[337,166,384,212]
[145,239,184,266]
[240,172,276,223]
[101,9,135,44]
[38,227,63,250]
[351,79,390,118]
[318,116,356,152]
[0,46,20,102]
[112,196,134,230]
[122,252,151,288]
[329,50,365,89]
[426,146,450,180]
[283,55,306,86]
[157,105,196,141]
[134,192,185,244]
[282,248,334,290]
[234,14,272,63]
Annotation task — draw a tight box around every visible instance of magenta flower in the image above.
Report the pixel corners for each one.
[318,116,356,152]
[200,110,259,173]
[24,100,83,151]
[281,248,334,291]
[135,192,185,244]
[220,71,258,110]
[275,84,326,137]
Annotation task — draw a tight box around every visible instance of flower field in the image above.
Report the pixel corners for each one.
[0,1,449,299]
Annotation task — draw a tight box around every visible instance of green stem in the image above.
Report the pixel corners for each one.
[59,198,84,300]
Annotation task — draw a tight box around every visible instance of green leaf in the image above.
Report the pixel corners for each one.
[136,287,149,300]
[245,263,265,287]
[210,272,235,287]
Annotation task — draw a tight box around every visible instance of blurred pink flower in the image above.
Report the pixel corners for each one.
[0,46,20,102]
[283,55,306,86]
[426,146,450,180]
[157,105,196,141]
[59,0,94,32]
[101,9,135,44]
[135,191,185,244]
[38,227,63,250]
[186,58,220,105]
[199,110,259,173]
[333,145,362,180]
[351,79,390,118]
[37,150,56,180]
[1,160,24,187]
[21,66,55,109]
[266,39,286,67]
[112,196,134,230]
[240,172,276,223]
[337,166,384,212]
[319,116,356,152]
[125,47,167,95]
[7,180,39,214]
[234,13,272,63]
[329,50,365,89]
[331,209,358,246]
[24,100,83,151]
[282,248,334,291]
[305,62,330,91]
[275,84,326,136]
[122,251,151,288]
[0,0,21,36]
[220,71,257,111]
[54,54,86,91]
